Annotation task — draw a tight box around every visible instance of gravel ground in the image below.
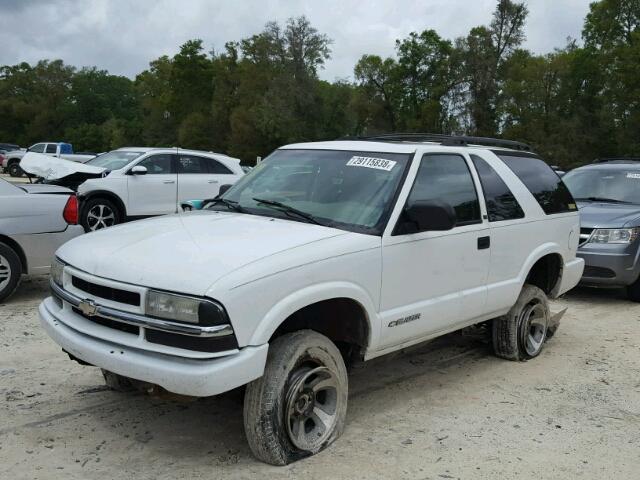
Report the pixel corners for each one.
[1,277,639,479]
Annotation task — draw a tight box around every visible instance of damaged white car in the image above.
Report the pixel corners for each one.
[21,148,244,231]
[38,135,584,465]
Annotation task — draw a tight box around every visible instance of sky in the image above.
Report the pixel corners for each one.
[0,0,593,81]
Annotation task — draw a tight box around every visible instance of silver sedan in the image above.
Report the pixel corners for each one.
[0,178,84,301]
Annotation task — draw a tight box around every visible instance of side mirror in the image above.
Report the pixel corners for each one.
[398,200,456,234]
[181,200,204,212]
[130,165,147,175]
[218,184,232,195]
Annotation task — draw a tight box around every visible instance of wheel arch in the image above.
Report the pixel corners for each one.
[80,190,127,218]
[0,234,27,272]
[520,245,564,298]
[248,282,377,357]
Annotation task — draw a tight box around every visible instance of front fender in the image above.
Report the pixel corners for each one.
[248,281,379,349]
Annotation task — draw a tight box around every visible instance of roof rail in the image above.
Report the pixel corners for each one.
[593,157,640,163]
[341,133,532,152]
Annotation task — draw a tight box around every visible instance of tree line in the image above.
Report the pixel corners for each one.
[0,0,638,168]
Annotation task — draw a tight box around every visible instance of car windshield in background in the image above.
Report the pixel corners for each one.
[563,168,640,204]
[86,151,144,170]
[213,149,412,234]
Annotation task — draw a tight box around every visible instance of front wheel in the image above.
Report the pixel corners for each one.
[243,330,348,465]
[492,284,551,361]
[8,162,23,177]
[81,198,121,232]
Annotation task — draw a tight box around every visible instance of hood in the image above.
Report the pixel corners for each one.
[56,212,352,296]
[577,201,640,229]
[20,152,105,180]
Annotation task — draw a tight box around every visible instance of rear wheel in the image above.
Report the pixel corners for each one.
[81,197,121,232]
[492,284,550,361]
[8,162,22,177]
[0,243,22,302]
[243,330,348,465]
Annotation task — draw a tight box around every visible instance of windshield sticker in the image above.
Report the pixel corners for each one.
[346,156,397,171]
[626,173,640,179]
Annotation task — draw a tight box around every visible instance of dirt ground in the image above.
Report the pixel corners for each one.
[1,276,639,480]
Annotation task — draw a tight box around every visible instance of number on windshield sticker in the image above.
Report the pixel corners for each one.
[346,156,397,171]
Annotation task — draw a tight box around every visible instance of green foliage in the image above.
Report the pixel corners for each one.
[1,5,639,168]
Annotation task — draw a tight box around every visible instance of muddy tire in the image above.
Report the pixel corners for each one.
[243,330,348,465]
[0,242,22,302]
[492,284,550,361]
[81,197,121,232]
[101,369,136,392]
[8,162,23,177]
[626,276,640,302]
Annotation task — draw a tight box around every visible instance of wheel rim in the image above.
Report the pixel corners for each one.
[86,204,116,231]
[519,300,548,356]
[285,365,340,451]
[0,254,12,291]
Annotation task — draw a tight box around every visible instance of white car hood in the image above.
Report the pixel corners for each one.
[56,212,351,296]
[20,152,105,180]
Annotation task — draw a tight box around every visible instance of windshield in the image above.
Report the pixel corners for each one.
[212,149,412,234]
[86,150,144,170]
[563,168,640,204]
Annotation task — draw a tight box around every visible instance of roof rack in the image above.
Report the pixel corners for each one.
[593,157,640,163]
[341,133,532,152]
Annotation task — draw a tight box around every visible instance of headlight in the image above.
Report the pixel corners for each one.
[145,290,228,326]
[589,228,640,244]
[50,258,65,286]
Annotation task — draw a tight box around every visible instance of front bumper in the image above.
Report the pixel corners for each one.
[39,297,268,396]
[577,242,640,287]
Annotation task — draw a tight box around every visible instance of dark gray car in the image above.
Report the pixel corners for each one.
[563,160,640,300]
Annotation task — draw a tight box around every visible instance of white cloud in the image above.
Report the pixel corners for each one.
[0,0,592,81]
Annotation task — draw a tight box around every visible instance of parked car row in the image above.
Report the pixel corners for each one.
[3,133,639,465]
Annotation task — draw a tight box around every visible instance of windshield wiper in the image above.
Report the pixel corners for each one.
[252,197,325,226]
[575,197,632,204]
[206,197,246,212]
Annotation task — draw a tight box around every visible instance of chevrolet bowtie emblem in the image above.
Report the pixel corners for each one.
[78,299,98,317]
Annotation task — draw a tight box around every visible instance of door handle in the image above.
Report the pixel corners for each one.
[207,180,219,184]
[477,236,490,250]
[163,180,175,184]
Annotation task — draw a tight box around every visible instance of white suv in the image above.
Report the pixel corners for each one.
[21,147,245,231]
[39,135,584,465]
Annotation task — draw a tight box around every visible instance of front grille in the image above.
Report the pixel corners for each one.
[583,266,616,278]
[72,307,140,335]
[71,276,140,306]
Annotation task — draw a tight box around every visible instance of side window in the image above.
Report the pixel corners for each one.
[405,153,481,230]
[45,144,57,154]
[206,158,233,174]
[29,143,45,153]
[137,154,174,174]
[178,155,208,174]
[471,155,525,222]
[497,153,577,214]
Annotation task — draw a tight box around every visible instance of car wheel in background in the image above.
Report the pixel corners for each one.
[0,242,22,302]
[492,284,550,361]
[243,330,348,465]
[626,277,640,302]
[81,197,121,232]
[8,162,23,177]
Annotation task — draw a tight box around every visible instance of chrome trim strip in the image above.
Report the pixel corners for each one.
[50,280,234,338]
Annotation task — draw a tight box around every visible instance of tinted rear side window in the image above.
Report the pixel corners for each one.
[497,153,577,214]
[471,155,524,222]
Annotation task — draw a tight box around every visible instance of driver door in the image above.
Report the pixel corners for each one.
[379,153,490,349]
[127,154,178,216]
